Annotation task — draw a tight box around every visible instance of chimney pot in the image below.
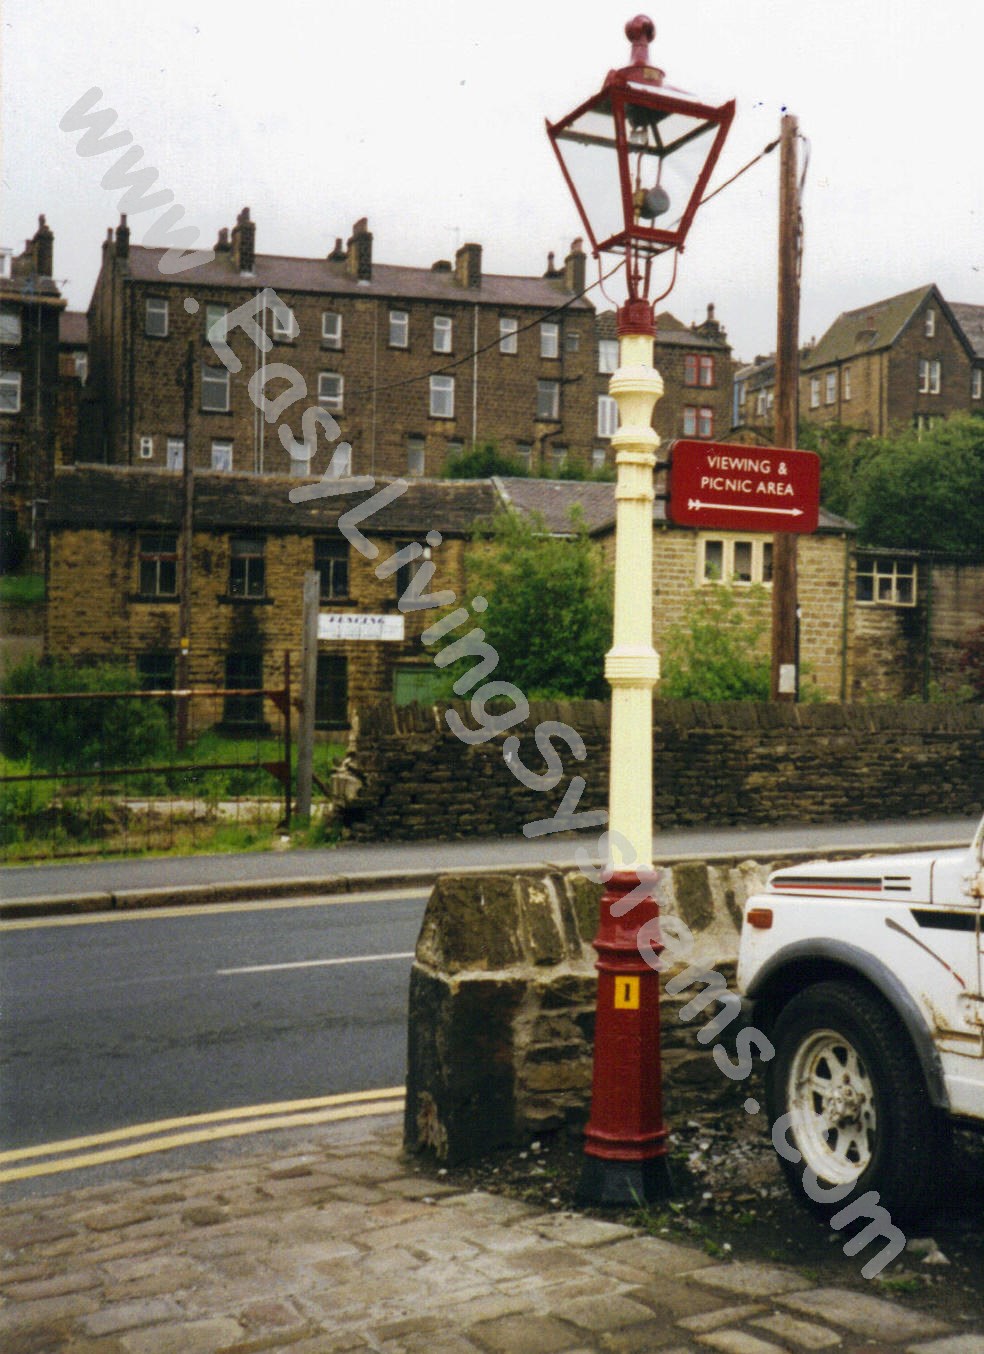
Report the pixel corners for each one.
[347,219,373,280]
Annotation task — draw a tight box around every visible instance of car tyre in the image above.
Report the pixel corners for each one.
[765,979,948,1224]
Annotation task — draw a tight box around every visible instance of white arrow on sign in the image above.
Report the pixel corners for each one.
[687,499,803,517]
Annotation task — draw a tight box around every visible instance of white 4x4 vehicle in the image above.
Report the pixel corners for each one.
[737,816,984,1221]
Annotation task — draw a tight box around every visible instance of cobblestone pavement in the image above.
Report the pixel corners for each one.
[2,1116,982,1354]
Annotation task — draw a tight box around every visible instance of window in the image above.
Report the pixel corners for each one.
[271,306,297,341]
[684,354,715,387]
[330,443,352,476]
[924,309,936,337]
[565,330,580,353]
[165,437,184,471]
[598,339,618,373]
[318,372,344,411]
[315,538,349,600]
[591,447,607,471]
[139,435,154,459]
[0,307,21,344]
[211,439,233,472]
[683,406,714,437]
[138,533,177,596]
[145,297,168,337]
[202,363,230,412]
[429,375,454,418]
[515,442,532,473]
[756,390,767,416]
[699,537,773,586]
[223,653,263,725]
[809,376,820,409]
[918,358,941,394]
[445,439,464,462]
[549,446,567,473]
[825,371,837,404]
[433,315,452,353]
[389,310,409,347]
[394,540,425,600]
[597,394,618,438]
[856,555,916,606]
[407,436,426,476]
[0,442,18,483]
[316,654,348,728]
[137,652,175,693]
[0,249,11,279]
[0,371,22,413]
[537,379,560,420]
[74,353,88,384]
[499,317,518,354]
[842,366,852,401]
[321,311,342,348]
[229,536,265,598]
[540,322,559,358]
[973,369,982,400]
[914,412,941,434]
[205,305,227,343]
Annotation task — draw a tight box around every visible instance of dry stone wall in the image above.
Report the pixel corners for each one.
[333,700,984,842]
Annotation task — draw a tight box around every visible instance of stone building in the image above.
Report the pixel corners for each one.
[594,305,734,467]
[83,210,598,480]
[799,284,978,436]
[45,465,497,728]
[0,217,66,564]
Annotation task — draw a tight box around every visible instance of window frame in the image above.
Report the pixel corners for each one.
[223,653,264,726]
[973,369,983,401]
[138,532,178,597]
[0,307,22,345]
[924,309,936,338]
[205,304,227,344]
[683,405,714,437]
[406,437,426,477]
[536,378,560,421]
[228,535,266,599]
[855,555,917,607]
[824,370,837,405]
[210,439,233,472]
[389,309,409,348]
[540,322,559,359]
[201,363,230,412]
[0,371,23,413]
[698,536,773,587]
[271,306,298,342]
[321,310,342,348]
[597,394,618,438]
[145,296,169,338]
[314,537,349,601]
[433,315,453,353]
[499,316,518,354]
[429,374,454,419]
[809,376,820,409]
[165,437,184,471]
[842,365,852,401]
[0,441,18,483]
[598,339,619,374]
[315,653,348,729]
[318,371,344,412]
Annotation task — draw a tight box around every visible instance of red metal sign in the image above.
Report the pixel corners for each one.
[667,440,820,533]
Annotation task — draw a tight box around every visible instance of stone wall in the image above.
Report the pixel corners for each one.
[332,699,984,841]
[405,855,801,1165]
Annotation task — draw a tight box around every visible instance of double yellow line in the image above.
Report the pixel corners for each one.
[0,1087,405,1183]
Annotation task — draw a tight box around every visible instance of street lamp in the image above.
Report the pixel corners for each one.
[547,16,734,1204]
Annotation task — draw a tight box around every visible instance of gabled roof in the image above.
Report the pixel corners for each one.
[48,466,497,535]
[596,309,730,351]
[735,355,776,389]
[803,284,953,370]
[950,302,984,360]
[123,246,593,312]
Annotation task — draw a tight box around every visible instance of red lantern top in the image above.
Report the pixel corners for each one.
[546,15,734,304]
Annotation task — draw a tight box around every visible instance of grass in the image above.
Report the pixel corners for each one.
[0,575,45,605]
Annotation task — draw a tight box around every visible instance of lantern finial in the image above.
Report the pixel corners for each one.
[625,15,656,66]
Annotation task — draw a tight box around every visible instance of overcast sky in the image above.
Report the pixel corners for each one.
[2,0,981,363]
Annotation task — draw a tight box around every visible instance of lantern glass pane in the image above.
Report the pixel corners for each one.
[622,103,716,235]
[553,102,626,249]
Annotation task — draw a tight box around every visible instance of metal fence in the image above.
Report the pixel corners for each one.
[0,662,294,861]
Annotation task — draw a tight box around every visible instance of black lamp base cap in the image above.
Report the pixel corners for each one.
[576,1153,673,1207]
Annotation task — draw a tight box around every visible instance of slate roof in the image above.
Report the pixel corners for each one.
[596,308,727,350]
[0,274,64,306]
[47,466,498,536]
[950,302,984,360]
[495,475,855,537]
[802,284,944,370]
[59,310,88,346]
[124,246,593,313]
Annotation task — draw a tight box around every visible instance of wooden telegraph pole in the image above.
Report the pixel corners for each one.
[177,340,195,748]
[295,570,319,821]
[771,113,801,701]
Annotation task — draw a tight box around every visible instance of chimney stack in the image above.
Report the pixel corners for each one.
[231,207,256,274]
[115,214,130,260]
[31,215,54,277]
[215,226,231,253]
[455,242,482,289]
[564,238,586,294]
[328,236,346,263]
[346,218,373,281]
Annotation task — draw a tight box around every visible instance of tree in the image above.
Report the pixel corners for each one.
[658,586,772,701]
[797,420,871,521]
[849,415,984,555]
[443,442,529,479]
[442,509,613,699]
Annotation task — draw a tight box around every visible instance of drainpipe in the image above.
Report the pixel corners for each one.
[472,304,479,448]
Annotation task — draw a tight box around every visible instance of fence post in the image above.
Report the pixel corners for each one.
[296,571,319,821]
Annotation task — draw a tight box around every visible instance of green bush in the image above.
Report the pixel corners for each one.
[658,587,772,701]
[0,657,172,770]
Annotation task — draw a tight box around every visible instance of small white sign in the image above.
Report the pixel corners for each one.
[318,612,405,642]
[778,663,797,695]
